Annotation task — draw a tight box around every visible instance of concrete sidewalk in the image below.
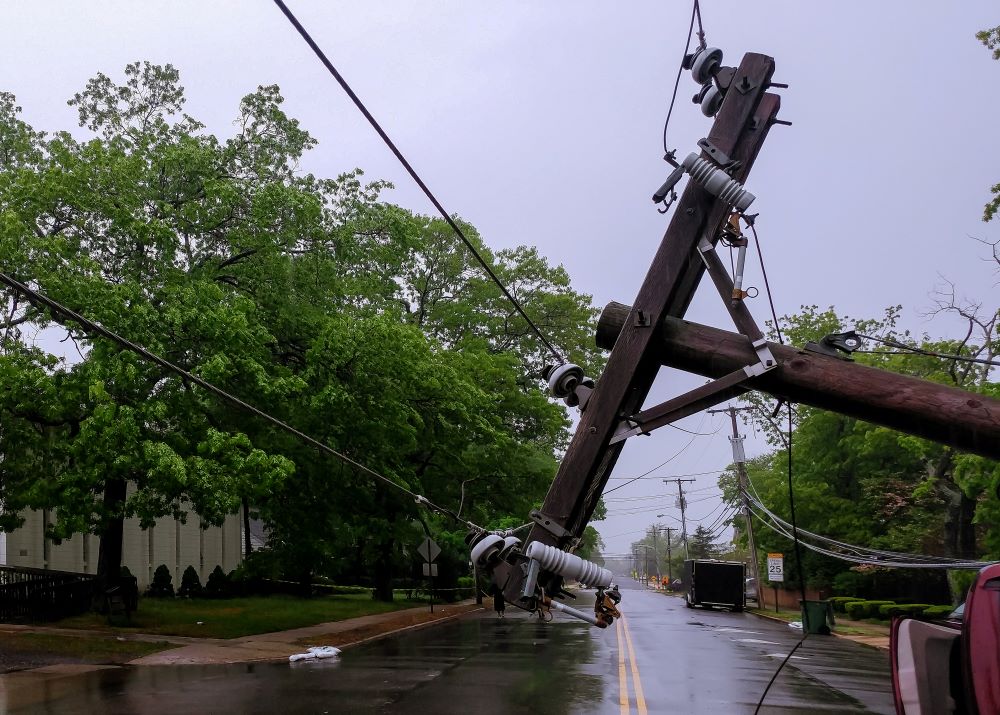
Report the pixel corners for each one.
[128,601,483,665]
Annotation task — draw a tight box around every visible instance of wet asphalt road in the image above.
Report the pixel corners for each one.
[2,579,894,714]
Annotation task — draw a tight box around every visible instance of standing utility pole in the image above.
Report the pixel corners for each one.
[651,527,661,583]
[664,527,677,586]
[709,405,761,602]
[667,478,696,559]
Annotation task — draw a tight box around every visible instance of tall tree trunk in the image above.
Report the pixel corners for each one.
[957,491,978,559]
[373,537,395,602]
[94,478,127,610]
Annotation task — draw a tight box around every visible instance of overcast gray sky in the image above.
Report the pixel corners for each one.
[3,2,998,558]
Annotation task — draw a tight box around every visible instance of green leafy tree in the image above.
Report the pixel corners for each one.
[979,25,1000,221]
[727,299,997,595]
[0,62,601,605]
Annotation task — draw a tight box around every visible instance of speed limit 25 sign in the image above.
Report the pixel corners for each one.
[767,553,784,582]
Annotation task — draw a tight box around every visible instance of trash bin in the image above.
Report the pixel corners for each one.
[800,599,834,634]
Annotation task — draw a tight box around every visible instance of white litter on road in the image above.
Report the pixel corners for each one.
[289,646,342,662]
[788,621,803,629]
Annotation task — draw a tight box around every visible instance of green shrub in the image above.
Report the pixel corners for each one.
[843,601,868,619]
[863,600,896,619]
[843,599,896,619]
[205,565,231,598]
[879,603,933,618]
[178,565,203,598]
[921,605,957,619]
[827,596,858,613]
[832,571,870,596]
[948,570,978,603]
[147,564,175,598]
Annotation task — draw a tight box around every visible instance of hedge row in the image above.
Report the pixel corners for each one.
[829,596,955,620]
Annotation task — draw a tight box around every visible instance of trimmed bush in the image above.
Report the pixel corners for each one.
[148,564,175,598]
[178,565,203,598]
[843,601,868,619]
[205,565,231,598]
[921,605,957,619]
[827,596,859,614]
[843,600,896,619]
[879,603,934,618]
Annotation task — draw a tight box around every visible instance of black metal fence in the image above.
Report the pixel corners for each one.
[0,565,97,622]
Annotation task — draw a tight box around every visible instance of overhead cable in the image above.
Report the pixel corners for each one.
[269,0,566,366]
[662,0,706,153]
[0,272,479,531]
[855,333,1000,368]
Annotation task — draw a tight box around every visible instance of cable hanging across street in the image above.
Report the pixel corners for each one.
[269,0,566,367]
[0,272,493,535]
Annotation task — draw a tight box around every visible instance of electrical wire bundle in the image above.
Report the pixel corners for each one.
[742,483,994,570]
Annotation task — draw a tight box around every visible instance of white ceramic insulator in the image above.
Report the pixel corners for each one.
[471,534,504,567]
[682,152,756,212]
[525,542,613,588]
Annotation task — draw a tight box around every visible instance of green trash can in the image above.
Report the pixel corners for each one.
[800,599,835,634]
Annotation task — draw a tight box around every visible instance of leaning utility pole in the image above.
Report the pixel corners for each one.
[596,307,1000,461]
[474,40,1000,630]
[491,50,782,612]
[668,478,696,559]
[709,405,760,602]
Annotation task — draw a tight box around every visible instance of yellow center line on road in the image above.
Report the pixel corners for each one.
[621,615,648,715]
[617,617,630,714]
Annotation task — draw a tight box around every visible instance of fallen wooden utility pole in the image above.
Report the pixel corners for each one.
[496,52,781,608]
[597,301,1000,461]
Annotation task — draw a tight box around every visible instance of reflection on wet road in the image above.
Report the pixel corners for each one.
[0,579,894,714]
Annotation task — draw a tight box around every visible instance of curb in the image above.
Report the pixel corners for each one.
[747,609,890,652]
[332,606,485,651]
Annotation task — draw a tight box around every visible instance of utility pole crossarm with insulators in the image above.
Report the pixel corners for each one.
[487,52,782,613]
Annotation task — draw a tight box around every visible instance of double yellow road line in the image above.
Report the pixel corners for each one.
[616,614,648,715]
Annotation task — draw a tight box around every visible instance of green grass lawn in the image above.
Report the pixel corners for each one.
[750,607,890,638]
[56,593,424,639]
[0,631,173,663]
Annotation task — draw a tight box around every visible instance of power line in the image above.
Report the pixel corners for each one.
[854,334,1000,368]
[602,429,703,496]
[0,272,479,531]
[743,488,991,569]
[661,0,708,153]
[661,0,698,154]
[269,0,565,366]
[754,404,805,715]
[606,469,725,481]
[747,222,784,345]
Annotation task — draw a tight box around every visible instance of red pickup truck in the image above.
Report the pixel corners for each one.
[891,563,1000,714]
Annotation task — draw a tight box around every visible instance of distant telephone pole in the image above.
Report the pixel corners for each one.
[663,526,677,585]
[666,478,696,559]
[709,405,761,601]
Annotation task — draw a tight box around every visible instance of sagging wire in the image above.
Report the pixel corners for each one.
[754,403,806,715]
[854,334,1000,369]
[661,0,700,154]
[602,428,704,496]
[746,220,784,345]
[0,272,483,533]
[744,494,992,569]
[269,0,566,367]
